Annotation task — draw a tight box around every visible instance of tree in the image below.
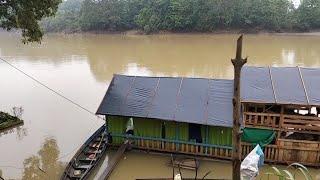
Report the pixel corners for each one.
[41,0,83,33]
[38,0,320,34]
[296,0,320,30]
[0,0,62,43]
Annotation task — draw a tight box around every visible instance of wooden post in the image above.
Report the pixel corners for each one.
[105,115,108,132]
[231,35,247,180]
[105,115,109,143]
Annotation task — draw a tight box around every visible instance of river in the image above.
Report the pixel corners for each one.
[0,32,319,179]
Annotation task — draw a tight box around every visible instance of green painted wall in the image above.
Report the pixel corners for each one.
[164,121,189,141]
[207,126,232,146]
[133,118,162,138]
[108,116,232,146]
[108,116,127,144]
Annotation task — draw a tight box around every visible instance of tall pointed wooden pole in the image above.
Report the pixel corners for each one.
[231,35,247,180]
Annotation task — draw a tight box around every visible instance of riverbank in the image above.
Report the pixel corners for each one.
[0,112,24,131]
[43,29,320,37]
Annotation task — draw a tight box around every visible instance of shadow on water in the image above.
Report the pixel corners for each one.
[21,138,64,180]
[15,126,28,140]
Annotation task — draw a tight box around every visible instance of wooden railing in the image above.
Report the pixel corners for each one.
[243,112,281,128]
[243,112,320,134]
[111,134,233,159]
[111,134,320,167]
[283,114,320,134]
[243,141,320,166]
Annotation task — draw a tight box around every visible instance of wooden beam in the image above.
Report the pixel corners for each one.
[231,35,247,180]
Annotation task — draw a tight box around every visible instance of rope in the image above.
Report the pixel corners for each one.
[55,117,103,161]
[0,57,103,120]
[0,56,107,177]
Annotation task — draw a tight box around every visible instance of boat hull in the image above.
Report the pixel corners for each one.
[61,125,108,180]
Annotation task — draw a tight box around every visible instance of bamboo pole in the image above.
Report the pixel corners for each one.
[231,35,247,180]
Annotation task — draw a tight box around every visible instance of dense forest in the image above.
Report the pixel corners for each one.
[41,0,320,33]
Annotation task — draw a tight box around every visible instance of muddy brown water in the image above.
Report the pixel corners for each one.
[0,32,319,179]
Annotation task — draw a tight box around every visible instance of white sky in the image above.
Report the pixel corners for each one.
[292,0,301,8]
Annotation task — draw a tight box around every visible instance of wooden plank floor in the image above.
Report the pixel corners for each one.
[97,141,129,180]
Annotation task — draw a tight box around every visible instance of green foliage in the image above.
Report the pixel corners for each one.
[262,163,313,180]
[0,0,61,43]
[0,111,19,123]
[76,0,141,31]
[41,0,83,32]
[0,111,23,130]
[41,0,320,33]
[295,0,320,30]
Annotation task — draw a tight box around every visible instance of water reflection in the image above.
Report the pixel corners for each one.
[0,124,27,140]
[22,138,64,180]
[125,63,153,76]
[16,126,28,140]
[281,49,296,66]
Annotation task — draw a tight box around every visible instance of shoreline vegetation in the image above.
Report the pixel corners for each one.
[40,0,320,35]
[42,29,320,36]
[0,111,24,132]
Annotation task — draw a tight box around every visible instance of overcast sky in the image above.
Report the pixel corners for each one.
[292,0,301,8]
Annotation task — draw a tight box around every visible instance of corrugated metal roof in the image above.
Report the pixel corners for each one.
[96,75,234,127]
[241,66,320,106]
[97,66,320,127]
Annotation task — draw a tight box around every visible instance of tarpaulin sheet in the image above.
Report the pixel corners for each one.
[241,66,319,106]
[121,76,158,117]
[207,79,234,127]
[96,75,134,115]
[241,66,275,103]
[271,67,307,104]
[301,67,320,106]
[97,66,320,127]
[97,75,234,127]
[174,78,208,125]
[147,77,181,120]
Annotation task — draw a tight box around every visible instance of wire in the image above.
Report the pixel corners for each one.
[0,56,106,177]
[0,57,103,120]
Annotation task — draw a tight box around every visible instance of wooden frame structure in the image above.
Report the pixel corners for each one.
[242,102,320,166]
[105,111,320,167]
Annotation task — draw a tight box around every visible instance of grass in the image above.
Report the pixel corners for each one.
[0,111,24,131]
[262,163,313,180]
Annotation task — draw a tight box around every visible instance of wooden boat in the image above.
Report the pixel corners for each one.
[61,125,108,180]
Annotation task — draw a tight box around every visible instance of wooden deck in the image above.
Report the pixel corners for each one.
[97,141,129,180]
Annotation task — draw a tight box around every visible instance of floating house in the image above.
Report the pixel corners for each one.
[96,66,320,167]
